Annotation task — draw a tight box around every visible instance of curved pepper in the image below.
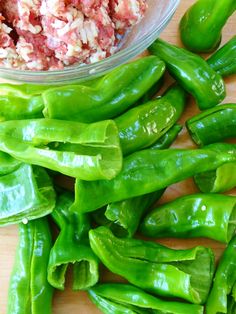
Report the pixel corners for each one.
[179,0,236,53]
[136,76,164,106]
[206,235,236,314]
[8,218,53,314]
[89,226,215,304]
[116,85,186,156]
[194,163,236,193]
[186,104,236,146]
[149,39,226,110]
[93,126,181,237]
[150,124,182,150]
[92,126,181,237]
[0,151,22,175]
[0,119,122,180]
[207,36,236,77]
[88,283,204,314]
[0,84,45,121]
[42,56,165,123]
[105,190,164,238]
[48,191,99,290]
[0,164,56,226]
[140,193,236,243]
[72,143,236,213]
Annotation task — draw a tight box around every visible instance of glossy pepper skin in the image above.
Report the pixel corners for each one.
[179,0,236,53]
[72,143,236,213]
[88,283,204,314]
[140,194,236,243]
[194,162,236,193]
[186,104,236,146]
[93,126,181,238]
[149,39,226,110]
[207,36,236,77]
[115,85,186,156]
[0,164,56,226]
[47,191,99,290]
[136,76,164,106]
[89,226,215,304]
[0,84,45,121]
[206,235,236,314]
[150,124,182,150]
[42,56,166,123]
[0,119,122,180]
[0,151,21,175]
[105,190,165,238]
[8,218,53,314]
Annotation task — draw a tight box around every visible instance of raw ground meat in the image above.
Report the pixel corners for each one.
[0,0,147,70]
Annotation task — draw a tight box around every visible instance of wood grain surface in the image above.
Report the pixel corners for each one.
[1,0,236,313]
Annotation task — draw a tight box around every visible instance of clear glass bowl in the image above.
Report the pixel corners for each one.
[0,0,179,85]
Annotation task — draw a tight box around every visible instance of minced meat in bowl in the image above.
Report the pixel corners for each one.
[0,0,179,84]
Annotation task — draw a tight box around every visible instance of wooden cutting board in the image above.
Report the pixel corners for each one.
[0,1,236,313]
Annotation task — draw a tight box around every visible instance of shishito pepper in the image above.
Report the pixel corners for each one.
[47,191,99,290]
[207,36,236,77]
[0,151,21,175]
[0,84,45,121]
[0,164,56,226]
[186,104,236,146]
[150,124,182,150]
[93,126,181,238]
[89,226,215,304]
[72,143,236,213]
[149,39,226,110]
[88,283,204,314]
[8,218,53,314]
[179,0,236,53]
[140,194,236,243]
[104,190,164,238]
[98,125,182,238]
[136,76,164,105]
[206,235,236,314]
[0,119,122,180]
[42,56,165,123]
[194,163,236,193]
[115,85,186,156]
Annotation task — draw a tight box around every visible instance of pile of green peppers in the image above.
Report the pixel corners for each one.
[0,1,236,313]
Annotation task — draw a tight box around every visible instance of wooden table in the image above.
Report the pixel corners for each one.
[0,0,236,313]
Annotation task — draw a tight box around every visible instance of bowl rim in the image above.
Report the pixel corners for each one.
[0,0,180,84]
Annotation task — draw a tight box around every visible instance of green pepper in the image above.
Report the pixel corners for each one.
[89,226,214,304]
[0,119,122,180]
[207,36,236,77]
[0,151,22,175]
[115,85,186,156]
[0,164,55,226]
[149,39,226,110]
[93,126,182,237]
[88,283,204,314]
[194,162,236,193]
[72,143,236,213]
[150,124,182,150]
[0,84,45,121]
[136,76,164,105]
[42,56,166,123]
[179,0,236,53]
[186,104,236,146]
[8,218,53,314]
[140,193,236,243]
[47,191,99,291]
[105,190,165,238]
[206,235,236,314]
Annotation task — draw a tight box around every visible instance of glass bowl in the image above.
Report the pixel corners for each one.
[0,0,179,85]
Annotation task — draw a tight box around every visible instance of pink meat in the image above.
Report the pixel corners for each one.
[0,0,147,70]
